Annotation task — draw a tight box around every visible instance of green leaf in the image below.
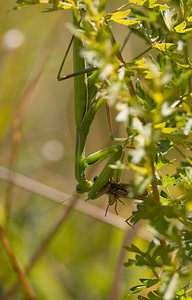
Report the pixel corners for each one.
[112,19,140,26]
[58,2,74,9]
[179,172,191,185]
[161,127,177,134]
[154,122,166,129]
[173,20,192,33]
[130,284,145,293]
[14,0,74,10]
[124,259,136,267]
[129,0,146,5]
[157,140,173,155]
[125,244,144,255]
[174,21,186,32]
[155,153,174,170]
[160,190,168,202]
[153,43,176,52]
[152,4,169,11]
[129,0,169,10]
[139,278,159,288]
[176,281,191,296]
[110,10,131,19]
[110,9,140,26]
[163,175,177,186]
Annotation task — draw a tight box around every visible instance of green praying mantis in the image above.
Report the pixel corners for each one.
[57,9,132,214]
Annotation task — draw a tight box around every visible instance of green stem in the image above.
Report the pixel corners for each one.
[150,136,167,251]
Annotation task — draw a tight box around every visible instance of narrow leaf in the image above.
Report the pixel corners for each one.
[173,21,187,32]
[111,10,131,19]
[161,128,177,133]
[112,19,140,26]
[153,43,176,52]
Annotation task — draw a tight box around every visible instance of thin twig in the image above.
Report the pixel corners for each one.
[1,194,78,300]
[0,166,128,230]
[131,45,153,61]
[115,2,130,12]
[0,226,36,300]
[58,66,98,80]
[109,28,136,96]
[120,31,132,53]
[27,194,78,272]
[107,222,141,300]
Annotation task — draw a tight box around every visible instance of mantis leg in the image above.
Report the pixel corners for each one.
[75,94,105,193]
[76,144,123,199]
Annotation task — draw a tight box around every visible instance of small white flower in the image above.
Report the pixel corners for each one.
[118,67,125,80]
[115,103,128,122]
[132,117,143,132]
[161,73,172,85]
[184,118,192,135]
[161,102,174,116]
[100,64,114,80]
[130,148,145,164]
[135,134,145,147]
[177,40,183,52]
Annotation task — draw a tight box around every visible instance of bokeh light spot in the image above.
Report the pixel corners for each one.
[42,140,64,162]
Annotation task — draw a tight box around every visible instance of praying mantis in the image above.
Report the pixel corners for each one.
[58,8,130,213]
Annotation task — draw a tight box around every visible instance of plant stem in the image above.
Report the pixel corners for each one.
[173,144,192,164]
[0,226,36,300]
[120,30,132,53]
[115,2,130,12]
[107,222,141,300]
[1,195,78,300]
[150,151,167,250]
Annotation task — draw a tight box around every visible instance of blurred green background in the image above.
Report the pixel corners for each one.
[0,1,152,299]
